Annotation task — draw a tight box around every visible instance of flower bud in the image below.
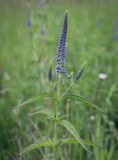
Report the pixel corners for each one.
[48,67,52,81]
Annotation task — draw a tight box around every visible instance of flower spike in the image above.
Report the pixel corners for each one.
[56,11,69,78]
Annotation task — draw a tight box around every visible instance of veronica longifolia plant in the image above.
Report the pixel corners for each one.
[18,10,102,160]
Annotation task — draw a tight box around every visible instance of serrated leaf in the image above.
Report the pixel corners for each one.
[61,138,78,145]
[16,93,54,109]
[28,109,54,119]
[60,138,97,147]
[63,95,104,112]
[60,120,89,151]
[21,139,54,155]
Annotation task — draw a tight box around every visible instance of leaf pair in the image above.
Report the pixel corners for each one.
[21,137,92,155]
[22,109,90,155]
[16,93,104,113]
[28,108,89,151]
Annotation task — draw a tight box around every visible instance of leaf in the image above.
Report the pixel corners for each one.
[63,95,104,112]
[61,138,78,145]
[60,120,89,151]
[28,109,54,119]
[16,93,54,109]
[60,138,97,147]
[21,139,55,155]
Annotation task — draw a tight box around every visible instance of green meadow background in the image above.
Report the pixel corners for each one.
[0,0,118,159]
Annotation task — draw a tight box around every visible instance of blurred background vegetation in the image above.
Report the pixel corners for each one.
[0,0,118,159]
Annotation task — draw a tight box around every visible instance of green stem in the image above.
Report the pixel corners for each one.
[57,79,60,99]
[54,79,60,160]
[54,121,58,160]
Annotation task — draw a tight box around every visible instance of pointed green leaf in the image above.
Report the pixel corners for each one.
[63,95,104,112]
[60,120,89,151]
[21,139,54,155]
[16,93,54,109]
[28,109,54,119]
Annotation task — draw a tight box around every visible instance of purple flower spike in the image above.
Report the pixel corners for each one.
[56,11,69,78]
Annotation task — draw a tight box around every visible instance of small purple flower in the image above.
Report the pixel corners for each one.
[56,11,69,78]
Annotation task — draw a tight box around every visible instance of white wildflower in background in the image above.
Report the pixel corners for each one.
[98,73,108,80]
[90,115,95,121]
